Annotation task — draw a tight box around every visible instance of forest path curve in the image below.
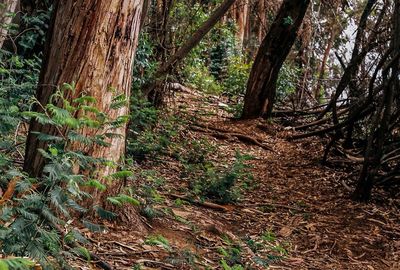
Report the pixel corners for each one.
[85,89,399,270]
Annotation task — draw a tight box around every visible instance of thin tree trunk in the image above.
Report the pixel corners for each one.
[241,0,310,119]
[144,0,237,99]
[0,0,19,49]
[233,0,249,48]
[24,0,144,183]
[314,27,336,101]
[318,0,378,121]
[352,0,400,201]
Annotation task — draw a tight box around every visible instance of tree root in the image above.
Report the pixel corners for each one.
[191,123,274,152]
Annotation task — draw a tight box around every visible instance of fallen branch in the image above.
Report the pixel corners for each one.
[288,105,374,140]
[169,194,229,212]
[294,108,349,131]
[242,202,304,212]
[0,177,18,207]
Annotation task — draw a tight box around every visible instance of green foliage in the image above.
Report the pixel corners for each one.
[243,230,290,267]
[222,56,252,98]
[174,2,250,96]
[0,3,50,157]
[127,98,178,162]
[0,86,133,269]
[190,152,254,204]
[218,238,244,269]
[130,94,159,132]
[132,32,158,93]
[0,258,36,270]
[17,7,52,57]
[145,234,171,251]
[283,16,294,26]
[276,63,300,102]
[182,63,223,94]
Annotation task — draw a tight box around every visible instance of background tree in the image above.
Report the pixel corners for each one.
[241,0,310,119]
[0,0,18,49]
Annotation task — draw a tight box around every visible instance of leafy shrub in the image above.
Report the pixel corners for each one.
[191,152,254,204]
[132,32,158,93]
[127,116,178,162]
[183,62,223,94]
[276,63,300,102]
[180,138,217,164]
[0,257,36,270]
[17,7,52,57]
[222,55,252,98]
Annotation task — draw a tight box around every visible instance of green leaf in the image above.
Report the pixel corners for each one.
[85,180,106,191]
[106,197,122,206]
[71,247,91,261]
[118,194,140,206]
[109,170,133,179]
[0,261,9,270]
[82,220,105,233]
[94,206,117,220]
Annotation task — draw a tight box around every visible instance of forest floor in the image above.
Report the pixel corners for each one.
[77,89,400,270]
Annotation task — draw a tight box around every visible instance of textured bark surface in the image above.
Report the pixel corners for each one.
[241,0,310,119]
[0,0,19,49]
[24,0,144,179]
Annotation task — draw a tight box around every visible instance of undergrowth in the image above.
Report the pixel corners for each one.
[127,97,254,206]
[0,85,140,269]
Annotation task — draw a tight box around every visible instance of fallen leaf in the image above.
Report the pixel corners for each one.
[279,226,293,237]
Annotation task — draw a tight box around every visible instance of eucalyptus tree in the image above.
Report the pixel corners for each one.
[24,0,145,196]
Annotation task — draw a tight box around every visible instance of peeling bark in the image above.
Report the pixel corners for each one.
[24,0,144,182]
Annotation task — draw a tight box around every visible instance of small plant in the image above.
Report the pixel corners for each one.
[243,230,290,267]
[180,138,216,164]
[145,234,171,251]
[183,63,223,94]
[127,100,179,162]
[218,237,244,270]
[193,152,254,204]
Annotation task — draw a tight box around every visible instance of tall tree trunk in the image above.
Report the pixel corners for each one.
[24,0,144,183]
[241,0,310,119]
[0,0,19,49]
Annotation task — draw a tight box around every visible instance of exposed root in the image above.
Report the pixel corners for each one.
[191,123,274,151]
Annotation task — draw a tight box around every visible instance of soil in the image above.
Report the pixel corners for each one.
[76,89,400,270]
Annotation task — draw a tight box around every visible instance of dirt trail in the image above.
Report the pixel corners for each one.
[84,90,400,270]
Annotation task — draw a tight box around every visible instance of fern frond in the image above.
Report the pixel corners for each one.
[93,206,117,220]
[82,220,105,233]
